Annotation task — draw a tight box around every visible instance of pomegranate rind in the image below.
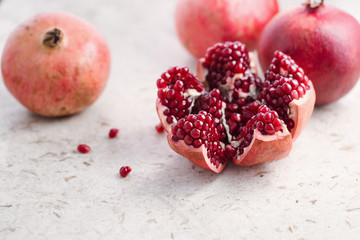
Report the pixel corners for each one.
[167,135,227,173]
[232,126,292,166]
[156,99,173,133]
[289,81,316,141]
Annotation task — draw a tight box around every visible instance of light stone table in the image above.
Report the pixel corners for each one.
[1,0,359,239]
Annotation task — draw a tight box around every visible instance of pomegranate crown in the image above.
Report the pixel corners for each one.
[304,0,324,8]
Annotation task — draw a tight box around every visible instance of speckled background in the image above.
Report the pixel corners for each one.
[1,0,359,239]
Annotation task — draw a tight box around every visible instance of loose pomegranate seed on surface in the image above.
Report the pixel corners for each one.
[155,123,164,133]
[77,144,91,154]
[119,166,132,178]
[109,128,119,138]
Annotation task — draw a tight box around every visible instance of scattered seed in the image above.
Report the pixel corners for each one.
[109,128,119,138]
[77,144,90,154]
[119,166,132,178]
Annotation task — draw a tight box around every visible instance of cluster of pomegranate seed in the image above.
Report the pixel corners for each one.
[157,67,204,124]
[192,89,226,141]
[260,50,310,130]
[171,111,225,167]
[237,105,284,154]
[202,41,250,89]
[225,100,260,141]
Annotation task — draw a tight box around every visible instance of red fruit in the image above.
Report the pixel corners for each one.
[109,128,119,138]
[258,1,360,105]
[157,42,315,172]
[175,0,279,58]
[77,144,91,154]
[1,12,111,117]
[119,166,132,178]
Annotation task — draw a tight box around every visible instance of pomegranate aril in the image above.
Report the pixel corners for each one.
[184,135,194,145]
[109,128,119,138]
[155,123,165,133]
[190,129,201,139]
[157,89,166,99]
[78,144,90,154]
[183,121,193,133]
[157,78,166,88]
[119,166,131,178]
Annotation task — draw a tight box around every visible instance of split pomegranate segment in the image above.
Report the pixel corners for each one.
[156,41,315,173]
[156,66,204,133]
[168,111,227,173]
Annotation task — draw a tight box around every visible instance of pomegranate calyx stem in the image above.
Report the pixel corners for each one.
[303,0,324,8]
[43,28,63,48]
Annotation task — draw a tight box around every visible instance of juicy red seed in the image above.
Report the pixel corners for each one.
[176,128,186,139]
[194,120,203,129]
[193,139,202,148]
[287,119,295,129]
[109,128,119,138]
[174,80,184,92]
[282,83,292,95]
[273,118,282,131]
[210,89,221,98]
[157,89,166,99]
[167,89,176,100]
[190,129,201,139]
[77,144,90,154]
[298,86,304,97]
[290,90,299,100]
[225,145,236,159]
[184,135,194,145]
[256,121,264,131]
[156,78,166,88]
[264,124,275,135]
[188,115,197,122]
[183,121,193,133]
[119,166,132,178]
[155,123,165,133]
[264,112,273,123]
[166,116,175,124]
[161,72,171,82]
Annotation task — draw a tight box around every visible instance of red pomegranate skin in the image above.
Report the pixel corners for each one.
[258,4,360,105]
[1,12,111,117]
[175,0,279,58]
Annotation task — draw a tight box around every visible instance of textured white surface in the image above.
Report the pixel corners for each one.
[1,0,360,239]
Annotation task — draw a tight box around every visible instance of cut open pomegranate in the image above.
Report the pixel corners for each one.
[156,42,315,173]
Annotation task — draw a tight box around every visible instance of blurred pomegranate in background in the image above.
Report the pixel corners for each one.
[175,0,279,58]
[1,12,111,117]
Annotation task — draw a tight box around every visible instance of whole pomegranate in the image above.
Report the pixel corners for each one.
[156,41,316,173]
[175,0,279,58]
[1,12,111,117]
[258,0,360,105]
